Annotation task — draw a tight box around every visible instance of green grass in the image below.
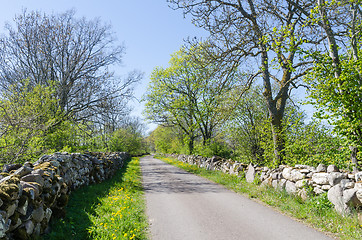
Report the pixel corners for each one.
[43,157,148,240]
[157,155,362,240]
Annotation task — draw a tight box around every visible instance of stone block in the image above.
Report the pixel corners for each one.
[285,181,297,194]
[312,172,329,185]
[245,164,256,183]
[327,165,339,173]
[316,163,327,172]
[328,172,345,186]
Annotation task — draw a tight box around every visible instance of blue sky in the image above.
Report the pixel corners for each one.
[0,1,316,133]
[0,0,209,132]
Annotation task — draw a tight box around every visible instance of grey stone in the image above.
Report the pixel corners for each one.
[295,179,311,189]
[355,171,362,182]
[343,189,361,207]
[312,172,329,185]
[290,169,305,181]
[328,172,345,186]
[50,160,61,168]
[43,179,52,189]
[0,215,7,238]
[340,179,354,190]
[298,188,308,201]
[17,199,28,215]
[6,200,18,217]
[313,187,325,195]
[44,208,52,223]
[316,163,327,172]
[24,220,34,235]
[245,164,256,183]
[300,169,310,174]
[327,165,339,173]
[21,181,41,199]
[282,167,292,180]
[272,180,278,189]
[355,182,362,202]
[348,173,355,179]
[23,162,33,168]
[327,184,361,214]
[33,223,41,236]
[285,181,297,194]
[2,163,22,173]
[13,166,33,177]
[295,164,309,169]
[31,169,45,176]
[328,184,348,214]
[278,179,287,190]
[261,177,272,186]
[21,174,44,185]
[306,172,314,178]
[32,207,44,223]
[355,182,362,190]
[271,173,279,180]
[321,185,331,191]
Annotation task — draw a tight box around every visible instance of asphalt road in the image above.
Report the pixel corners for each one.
[141,155,335,240]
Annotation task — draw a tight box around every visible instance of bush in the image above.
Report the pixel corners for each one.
[194,141,232,158]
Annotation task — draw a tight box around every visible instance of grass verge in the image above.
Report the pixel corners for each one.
[43,157,148,240]
[157,155,362,240]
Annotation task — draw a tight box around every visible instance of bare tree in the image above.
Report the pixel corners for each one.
[0,9,141,122]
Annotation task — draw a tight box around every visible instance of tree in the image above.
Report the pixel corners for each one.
[143,44,238,154]
[169,0,320,164]
[0,80,62,163]
[0,9,140,123]
[303,0,362,171]
[147,126,184,154]
[225,85,270,164]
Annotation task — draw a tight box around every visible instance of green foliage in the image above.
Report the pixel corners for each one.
[306,193,333,213]
[44,157,148,240]
[148,126,184,154]
[0,80,63,163]
[194,140,232,158]
[306,49,362,150]
[222,84,348,168]
[108,128,144,156]
[0,80,146,164]
[143,43,239,154]
[284,117,350,169]
[225,85,270,164]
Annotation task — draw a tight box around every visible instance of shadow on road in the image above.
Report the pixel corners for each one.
[141,156,228,194]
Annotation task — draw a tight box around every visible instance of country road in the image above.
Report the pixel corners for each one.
[140,155,335,240]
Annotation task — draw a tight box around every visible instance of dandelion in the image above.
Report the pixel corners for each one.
[124,233,127,237]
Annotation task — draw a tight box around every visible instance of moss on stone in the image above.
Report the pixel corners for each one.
[0,190,11,201]
[0,172,9,177]
[34,162,51,171]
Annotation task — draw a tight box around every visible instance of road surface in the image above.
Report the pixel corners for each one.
[141,155,334,240]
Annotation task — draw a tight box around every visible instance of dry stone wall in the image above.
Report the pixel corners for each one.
[0,152,129,239]
[164,153,362,215]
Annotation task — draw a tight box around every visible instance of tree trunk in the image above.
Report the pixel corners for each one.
[349,146,359,173]
[188,136,195,155]
[270,113,285,166]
